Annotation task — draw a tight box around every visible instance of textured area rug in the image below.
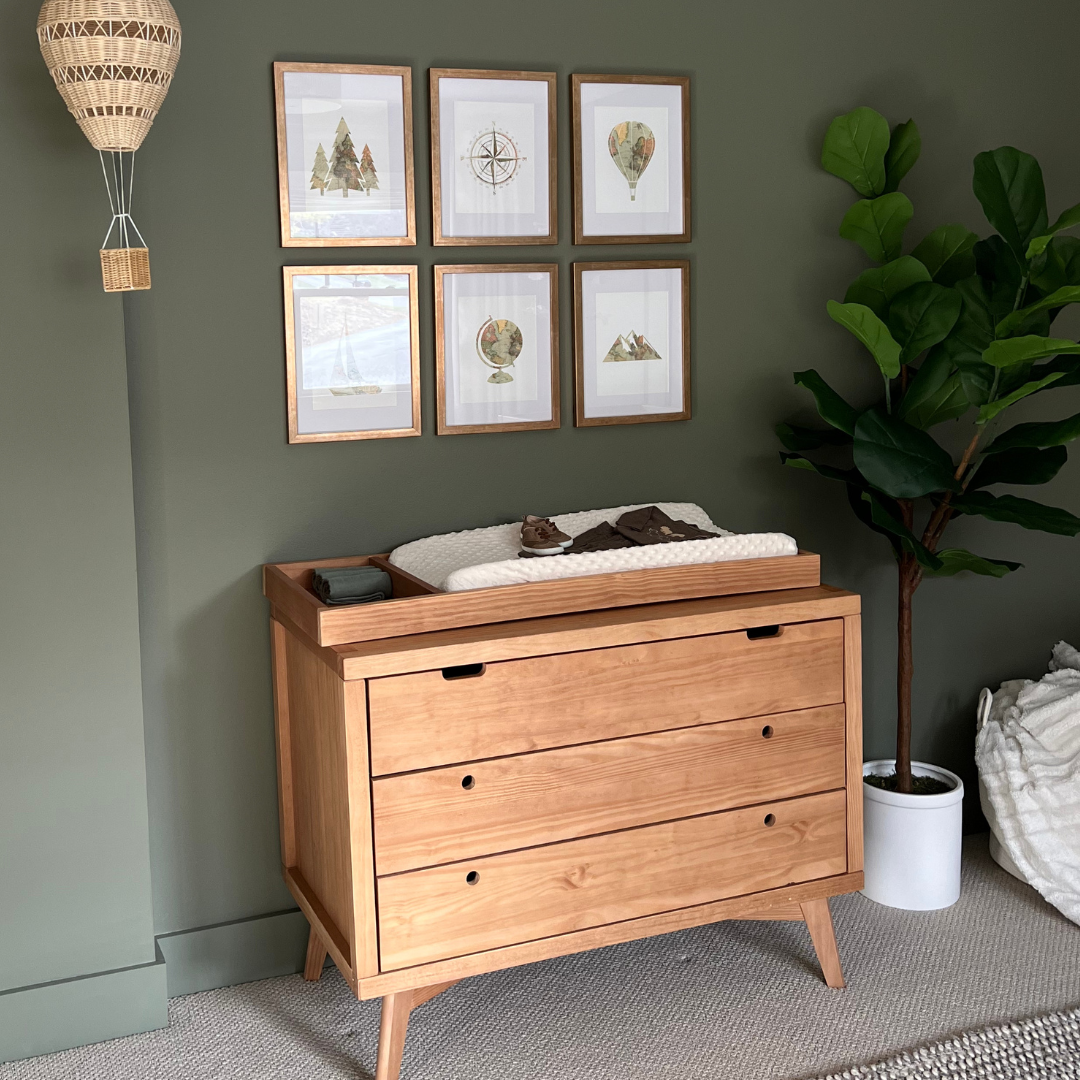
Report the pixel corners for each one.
[4,837,1080,1080]
[818,1008,1080,1078]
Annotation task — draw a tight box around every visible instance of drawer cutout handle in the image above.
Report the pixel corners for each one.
[746,624,781,640]
[466,870,480,886]
[763,813,776,827]
[461,775,475,790]
[761,725,774,739]
[442,663,486,681]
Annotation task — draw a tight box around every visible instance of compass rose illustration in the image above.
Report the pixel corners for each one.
[462,125,525,194]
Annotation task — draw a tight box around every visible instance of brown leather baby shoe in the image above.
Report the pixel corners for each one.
[520,515,572,555]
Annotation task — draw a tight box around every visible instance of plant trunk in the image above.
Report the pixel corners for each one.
[896,555,917,793]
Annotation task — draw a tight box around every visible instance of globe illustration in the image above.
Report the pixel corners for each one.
[475,317,523,384]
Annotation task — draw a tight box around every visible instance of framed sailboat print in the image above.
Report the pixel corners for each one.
[283,265,421,443]
[274,62,417,247]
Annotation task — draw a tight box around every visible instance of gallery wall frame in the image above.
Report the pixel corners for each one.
[430,68,558,246]
[283,265,422,443]
[274,62,417,247]
[434,263,561,435]
[573,260,691,427]
[571,74,691,245]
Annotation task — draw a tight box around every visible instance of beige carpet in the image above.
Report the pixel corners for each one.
[4,836,1079,1080]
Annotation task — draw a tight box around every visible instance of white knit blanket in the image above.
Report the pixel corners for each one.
[388,502,798,592]
[976,641,1080,926]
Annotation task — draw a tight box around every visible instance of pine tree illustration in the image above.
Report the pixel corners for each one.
[326,118,363,197]
[310,143,329,195]
[359,143,379,195]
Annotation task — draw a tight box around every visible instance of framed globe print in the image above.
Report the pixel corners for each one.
[573,260,690,426]
[430,69,557,246]
[283,266,421,443]
[571,74,690,244]
[274,62,416,247]
[434,264,560,434]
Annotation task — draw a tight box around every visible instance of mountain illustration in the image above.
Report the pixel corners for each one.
[603,331,662,363]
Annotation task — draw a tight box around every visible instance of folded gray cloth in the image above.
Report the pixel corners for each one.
[311,566,392,606]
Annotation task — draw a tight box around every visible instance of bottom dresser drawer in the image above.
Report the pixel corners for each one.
[377,789,847,970]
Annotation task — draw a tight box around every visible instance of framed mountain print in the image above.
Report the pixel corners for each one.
[274,62,416,247]
[283,266,421,443]
[430,69,557,246]
[573,261,690,426]
[434,264,560,434]
[571,74,690,244]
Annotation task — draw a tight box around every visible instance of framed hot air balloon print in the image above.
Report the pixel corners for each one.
[274,63,417,247]
[434,264,560,434]
[572,261,691,426]
[282,266,422,443]
[571,75,691,244]
[430,69,558,246]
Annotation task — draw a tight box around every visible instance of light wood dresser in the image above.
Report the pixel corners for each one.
[264,550,863,1080]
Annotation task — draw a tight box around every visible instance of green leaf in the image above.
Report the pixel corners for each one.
[887,282,962,364]
[906,373,969,428]
[853,407,960,498]
[976,372,1066,424]
[969,445,1067,488]
[923,548,1022,577]
[827,300,902,378]
[883,119,920,194]
[780,453,859,484]
[995,286,1080,338]
[985,411,1080,452]
[776,422,852,451]
[973,237,1027,324]
[844,257,931,320]
[972,147,1048,260]
[959,365,995,407]
[792,370,859,435]
[911,225,979,285]
[860,490,943,569]
[951,491,1080,535]
[899,348,951,418]
[1029,354,1080,391]
[1031,236,1080,293]
[1025,201,1080,258]
[983,335,1080,368]
[839,192,914,263]
[821,107,890,197]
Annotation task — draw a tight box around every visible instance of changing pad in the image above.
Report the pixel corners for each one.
[388,502,798,592]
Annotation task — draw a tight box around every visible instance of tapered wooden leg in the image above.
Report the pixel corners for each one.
[303,926,328,982]
[800,897,845,988]
[374,981,460,1080]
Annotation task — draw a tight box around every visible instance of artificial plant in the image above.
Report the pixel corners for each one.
[781,107,1080,793]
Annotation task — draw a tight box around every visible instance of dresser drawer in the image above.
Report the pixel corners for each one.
[377,789,847,969]
[372,704,846,874]
[367,619,845,775]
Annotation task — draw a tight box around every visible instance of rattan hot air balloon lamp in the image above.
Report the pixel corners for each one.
[37,0,181,293]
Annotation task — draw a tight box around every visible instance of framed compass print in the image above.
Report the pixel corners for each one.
[430,69,557,246]
[275,62,417,247]
[283,266,421,443]
[571,74,691,244]
[434,264,560,434]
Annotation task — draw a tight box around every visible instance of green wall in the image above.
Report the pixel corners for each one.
[4,0,1080,1057]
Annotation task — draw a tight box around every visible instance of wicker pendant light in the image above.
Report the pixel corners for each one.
[37,0,181,292]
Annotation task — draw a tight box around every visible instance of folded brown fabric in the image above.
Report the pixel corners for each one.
[563,521,636,555]
[614,506,721,545]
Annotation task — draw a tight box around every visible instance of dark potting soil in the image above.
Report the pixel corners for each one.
[864,772,954,796]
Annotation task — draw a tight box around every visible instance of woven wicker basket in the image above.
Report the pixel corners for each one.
[37,0,181,152]
[100,246,150,291]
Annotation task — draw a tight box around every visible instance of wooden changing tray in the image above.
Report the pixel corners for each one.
[262,549,821,646]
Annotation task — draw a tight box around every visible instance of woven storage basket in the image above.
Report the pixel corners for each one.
[100,246,150,291]
[37,0,181,152]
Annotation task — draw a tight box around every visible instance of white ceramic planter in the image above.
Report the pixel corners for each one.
[862,759,965,910]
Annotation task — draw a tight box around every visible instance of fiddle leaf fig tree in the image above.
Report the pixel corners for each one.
[782,108,1080,793]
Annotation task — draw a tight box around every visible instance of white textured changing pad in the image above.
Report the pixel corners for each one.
[388,502,798,592]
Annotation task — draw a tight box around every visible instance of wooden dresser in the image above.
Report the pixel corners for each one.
[264,552,863,1080]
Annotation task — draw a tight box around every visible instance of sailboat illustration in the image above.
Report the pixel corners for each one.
[329,315,382,396]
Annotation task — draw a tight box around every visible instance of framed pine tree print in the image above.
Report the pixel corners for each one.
[274,62,416,247]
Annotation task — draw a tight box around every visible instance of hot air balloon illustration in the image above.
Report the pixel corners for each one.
[607,120,655,201]
[37,0,182,292]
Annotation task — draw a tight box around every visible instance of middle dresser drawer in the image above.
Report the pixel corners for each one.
[372,704,846,874]
[367,618,845,775]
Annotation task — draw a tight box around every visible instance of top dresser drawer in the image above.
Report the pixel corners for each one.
[367,618,844,775]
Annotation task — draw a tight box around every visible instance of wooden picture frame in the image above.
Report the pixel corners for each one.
[283,265,421,443]
[571,74,691,245]
[434,263,560,435]
[573,260,690,426]
[430,69,558,246]
[274,62,417,248]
